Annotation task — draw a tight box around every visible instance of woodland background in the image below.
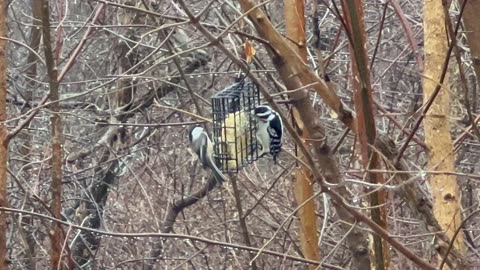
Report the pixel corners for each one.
[0,0,479,269]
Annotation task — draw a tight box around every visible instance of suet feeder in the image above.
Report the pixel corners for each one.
[211,80,261,173]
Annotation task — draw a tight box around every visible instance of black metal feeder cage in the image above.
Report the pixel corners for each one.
[211,81,261,173]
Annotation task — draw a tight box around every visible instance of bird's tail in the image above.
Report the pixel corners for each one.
[270,140,282,164]
[272,154,278,164]
[207,157,227,183]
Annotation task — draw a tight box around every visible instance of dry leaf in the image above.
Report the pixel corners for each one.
[244,39,256,63]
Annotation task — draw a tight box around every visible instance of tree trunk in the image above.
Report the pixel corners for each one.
[18,2,43,269]
[284,0,320,267]
[341,0,389,268]
[41,0,64,268]
[423,0,465,265]
[0,0,8,268]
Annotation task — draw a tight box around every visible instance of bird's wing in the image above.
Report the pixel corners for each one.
[267,119,282,161]
[268,126,281,144]
[199,134,209,168]
[206,154,227,182]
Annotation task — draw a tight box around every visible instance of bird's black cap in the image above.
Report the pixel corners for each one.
[254,105,272,119]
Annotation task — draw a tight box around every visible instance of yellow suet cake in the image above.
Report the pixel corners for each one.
[219,111,250,170]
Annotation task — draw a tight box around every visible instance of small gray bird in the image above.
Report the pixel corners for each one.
[188,126,226,182]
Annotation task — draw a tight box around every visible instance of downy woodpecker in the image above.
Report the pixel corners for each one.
[252,105,283,163]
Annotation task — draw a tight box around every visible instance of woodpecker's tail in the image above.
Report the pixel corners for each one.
[272,153,279,164]
[270,140,282,164]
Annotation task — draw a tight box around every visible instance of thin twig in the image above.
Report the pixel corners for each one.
[0,207,331,267]
[154,100,213,123]
[394,0,467,164]
[442,0,480,141]
[230,174,257,270]
[57,3,105,81]
[249,190,323,264]
[439,209,480,269]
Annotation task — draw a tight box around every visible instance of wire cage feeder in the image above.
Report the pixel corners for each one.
[211,80,261,173]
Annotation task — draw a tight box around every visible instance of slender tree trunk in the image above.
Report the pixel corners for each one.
[341,0,389,268]
[284,0,320,266]
[19,2,43,268]
[0,0,8,268]
[41,0,64,268]
[423,0,465,265]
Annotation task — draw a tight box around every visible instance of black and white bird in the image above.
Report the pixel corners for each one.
[252,105,283,163]
[188,126,227,182]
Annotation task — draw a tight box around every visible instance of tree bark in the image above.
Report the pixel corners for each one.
[423,0,465,266]
[341,0,389,268]
[0,0,8,268]
[284,0,320,267]
[18,2,43,269]
[41,0,64,268]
